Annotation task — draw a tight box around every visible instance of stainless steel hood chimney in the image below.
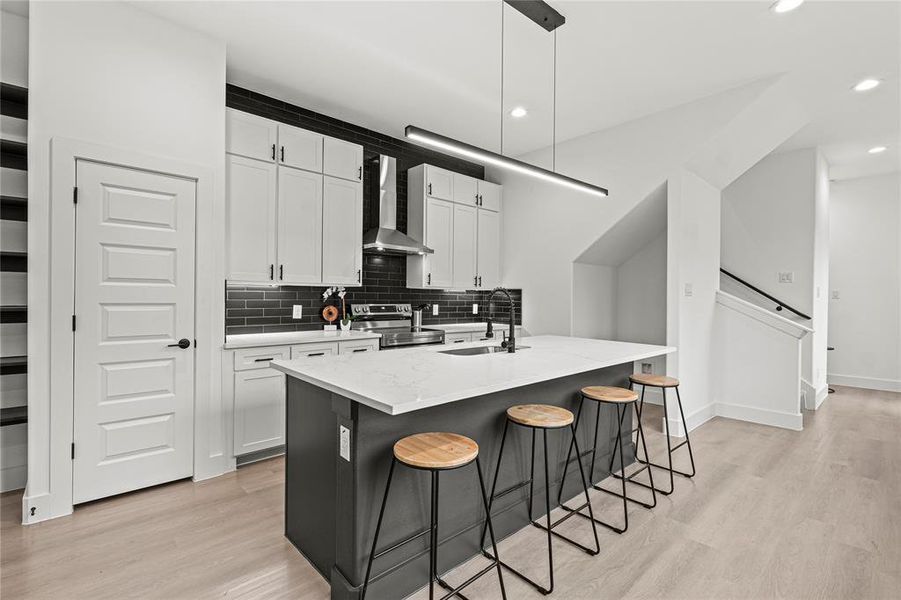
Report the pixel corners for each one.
[362,155,434,255]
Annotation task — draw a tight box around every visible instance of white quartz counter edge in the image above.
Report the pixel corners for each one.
[224,330,381,349]
[271,336,675,416]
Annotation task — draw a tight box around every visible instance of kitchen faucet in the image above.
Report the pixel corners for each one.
[484,287,516,353]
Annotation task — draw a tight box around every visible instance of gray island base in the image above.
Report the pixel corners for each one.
[273,336,675,600]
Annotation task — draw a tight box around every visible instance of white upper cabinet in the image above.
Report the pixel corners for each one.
[227,154,277,283]
[322,176,363,285]
[477,208,501,289]
[477,180,502,212]
[452,172,479,206]
[422,198,455,288]
[452,204,478,289]
[323,136,364,182]
[278,167,323,285]
[425,165,453,201]
[278,124,323,172]
[227,108,278,163]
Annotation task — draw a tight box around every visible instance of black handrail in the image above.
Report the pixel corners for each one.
[720,268,812,320]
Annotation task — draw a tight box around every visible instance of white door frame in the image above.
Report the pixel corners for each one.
[24,137,225,523]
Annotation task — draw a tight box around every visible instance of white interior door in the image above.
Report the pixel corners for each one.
[73,160,196,504]
[278,166,322,284]
[452,204,477,289]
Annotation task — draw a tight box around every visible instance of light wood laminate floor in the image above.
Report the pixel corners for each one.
[2,385,899,599]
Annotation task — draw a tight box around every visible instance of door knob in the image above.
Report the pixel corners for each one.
[168,338,191,349]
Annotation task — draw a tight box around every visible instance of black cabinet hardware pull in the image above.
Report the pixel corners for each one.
[357,269,361,283]
[271,144,276,160]
[254,357,275,362]
[167,338,191,349]
[428,182,432,195]
[352,348,368,353]
[453,339,465,343]
[308,352,325,357]
[280,265,284,280]
[478,276,482,287]
[280,146,285,162]
[270,264,274,280]
[427,273,431,285]
[474,275,478,286]
[358,166,362,180]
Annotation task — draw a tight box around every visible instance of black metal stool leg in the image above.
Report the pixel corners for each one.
[361,457,397,600]
[476,459,507,600]
[479,420,509,554]
[673,386,696,478]
[430,470,439,600]
[542,430,555,594]
[556,395,586,507]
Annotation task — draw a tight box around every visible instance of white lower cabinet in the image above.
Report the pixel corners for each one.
[234,368,286,456]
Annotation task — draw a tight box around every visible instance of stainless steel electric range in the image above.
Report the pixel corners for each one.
[350,304,445,349]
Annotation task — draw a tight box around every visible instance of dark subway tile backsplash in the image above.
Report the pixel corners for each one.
[226,255,521,336]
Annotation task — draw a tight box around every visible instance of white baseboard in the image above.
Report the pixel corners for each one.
[828,373,901,393]
[813,385,829,409]
[716,402,803,431]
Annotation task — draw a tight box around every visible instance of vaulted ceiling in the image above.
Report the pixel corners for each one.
[135,0,899,181]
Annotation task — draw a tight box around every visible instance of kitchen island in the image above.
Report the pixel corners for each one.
[271,335,674,600]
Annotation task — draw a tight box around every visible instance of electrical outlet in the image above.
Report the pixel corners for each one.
[831,290,840,300]
[432,304,439,316]
[339,425,350,462]
[778,271,794,284]
[641,362,653,374]
[292,305,303,319]
[472,303,478,315]
[684,283,693,297]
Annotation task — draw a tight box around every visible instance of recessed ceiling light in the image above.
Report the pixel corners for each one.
[868,146,887,154]
[771,0,804,13]
[510,106,528,118]
[853,78,881,92]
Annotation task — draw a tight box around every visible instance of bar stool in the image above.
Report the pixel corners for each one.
[361,432,506,600]
[624,374,696,496]
[480,404,599,595]
[558,386,656,535]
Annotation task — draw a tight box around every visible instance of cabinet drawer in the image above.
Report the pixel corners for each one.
[444,333,472,344]
[338,339,379,354]
[234,346,291,371]
[290,342,339,359]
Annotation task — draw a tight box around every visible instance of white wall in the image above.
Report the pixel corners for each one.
[828,173,901,391]
[26,1,226,522]
[571,262,616,339]
[616,231,667,344]
[721,147,830,400]
[665,169,721,433]
[0,8,28,87]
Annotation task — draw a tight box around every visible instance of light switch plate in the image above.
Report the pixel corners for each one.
[641,362,653,374]
[292,305,303,319]
[778,271,794,283]
[339,425,350,462]
[472,303,478,314]
[831,290,840,299]
[432,304,439,316]
[684,283,693,297]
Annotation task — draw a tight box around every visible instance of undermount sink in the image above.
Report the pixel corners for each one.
[439,345,530,356]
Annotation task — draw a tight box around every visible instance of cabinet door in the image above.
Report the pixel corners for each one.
[478,180,502,212]
[290,342,339,358]
[338,339,379,354]
[226,109,278,163]
[233,369,285,456]
[323,136,364,182]
[322,176,363,285]
[444,332,472,345]
[278,124,323,172]
[277,167,323,285]
[452,204,478,289]
[477,208,501,289]
[425,165,453,201]
[227,155,277,283]
[452,173,479,207]
[424,198,454,288]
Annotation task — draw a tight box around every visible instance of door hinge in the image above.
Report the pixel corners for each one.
[72,315,76,331]
[71,443,75,460]
[73,187,78,204]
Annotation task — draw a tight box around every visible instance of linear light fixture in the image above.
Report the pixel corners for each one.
[405,125,608,198]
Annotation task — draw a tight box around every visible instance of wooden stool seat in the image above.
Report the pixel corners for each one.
[506,404,574,428]
[581,386,639,404]
[393,432,479,470]
[629,373,680,388]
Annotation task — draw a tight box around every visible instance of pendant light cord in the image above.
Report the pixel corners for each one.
[500,0,505,155]
[553,29,557,173]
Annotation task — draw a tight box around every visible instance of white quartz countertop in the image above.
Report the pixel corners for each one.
[223,330,381,349]
[270,335,675,415]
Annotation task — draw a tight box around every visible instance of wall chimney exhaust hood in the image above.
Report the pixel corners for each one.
[362,155,434,256]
